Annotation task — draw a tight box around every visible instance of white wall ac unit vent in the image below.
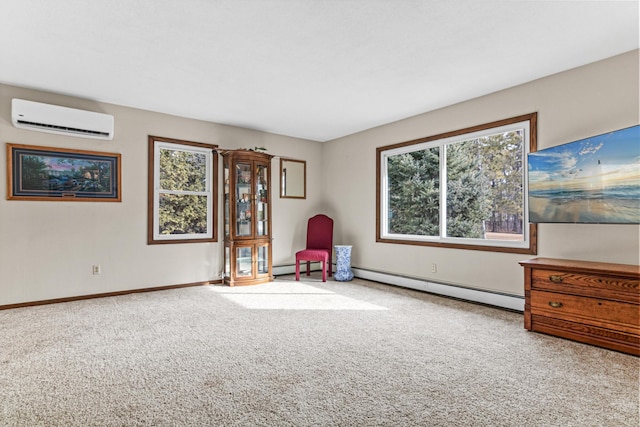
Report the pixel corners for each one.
[11,99,114,140]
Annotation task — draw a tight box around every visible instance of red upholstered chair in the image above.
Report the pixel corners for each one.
[295,214,334,282]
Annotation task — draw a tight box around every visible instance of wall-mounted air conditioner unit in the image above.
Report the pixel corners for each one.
[11,98,115,140]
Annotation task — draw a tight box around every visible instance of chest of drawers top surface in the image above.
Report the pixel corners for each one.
[519,257,640,278]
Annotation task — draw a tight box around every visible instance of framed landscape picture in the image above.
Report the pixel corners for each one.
[527,125,639,223]
[7,143,121,202]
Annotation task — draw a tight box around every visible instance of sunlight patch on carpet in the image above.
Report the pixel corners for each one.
[207,281,388,310]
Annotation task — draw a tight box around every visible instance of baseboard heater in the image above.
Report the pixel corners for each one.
[273,264,524,312]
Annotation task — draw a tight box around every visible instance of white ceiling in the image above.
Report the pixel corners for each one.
[1,1,638,142]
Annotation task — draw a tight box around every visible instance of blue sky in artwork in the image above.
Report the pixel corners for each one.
[528,125,639,191]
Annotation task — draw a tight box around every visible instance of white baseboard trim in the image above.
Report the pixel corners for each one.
[353,268,524,311]
[274,264,523,312]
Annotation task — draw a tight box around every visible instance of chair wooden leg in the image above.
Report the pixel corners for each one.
[306,261,311,276]
[295,260,300,281]
[321,260,327,282]
[328,255,333,277]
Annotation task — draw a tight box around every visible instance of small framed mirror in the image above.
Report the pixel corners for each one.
[280,158,306,199]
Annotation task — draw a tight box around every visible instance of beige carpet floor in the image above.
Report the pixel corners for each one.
[0,275,638,426]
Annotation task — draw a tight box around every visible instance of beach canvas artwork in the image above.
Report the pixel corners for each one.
[528,125,639,223]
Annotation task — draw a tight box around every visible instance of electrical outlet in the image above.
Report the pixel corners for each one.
[431,263,437,273]
[92,265,101,275]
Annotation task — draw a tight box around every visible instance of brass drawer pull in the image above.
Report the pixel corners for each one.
[549,275,564,283]
[548,301,563,308]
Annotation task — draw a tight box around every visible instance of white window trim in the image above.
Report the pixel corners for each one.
[153,141,214,241]
[380,120,532,250]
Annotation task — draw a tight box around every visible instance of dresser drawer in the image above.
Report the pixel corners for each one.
[531,290,639,335]
[531,314,640,356]
[531,269,639,303]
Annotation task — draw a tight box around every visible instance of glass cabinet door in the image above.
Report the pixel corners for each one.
[236,246,252,277]
[257,244,269,275]
[224,161,230,237]
[256,163,269,237]
[235,163,252,237]
[224,246,230,277]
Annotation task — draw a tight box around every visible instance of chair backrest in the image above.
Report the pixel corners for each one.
[306,214,333,250]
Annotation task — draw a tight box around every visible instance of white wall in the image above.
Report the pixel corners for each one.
[2,51,638,305]
[322,50,639,296]
[0,84,322,306]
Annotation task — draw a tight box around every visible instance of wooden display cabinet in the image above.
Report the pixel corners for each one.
[221,150,274,286]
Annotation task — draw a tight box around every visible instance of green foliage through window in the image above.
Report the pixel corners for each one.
[159,149,207,192]
[378,114,537,253]
[149,137,216,244]
[387,148,440,235]
[159,193,208,235]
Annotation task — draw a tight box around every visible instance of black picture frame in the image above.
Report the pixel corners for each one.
[7,143,121,202]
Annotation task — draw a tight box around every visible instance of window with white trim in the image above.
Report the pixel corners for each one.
[376,114,537,254]
[148,136,217,244]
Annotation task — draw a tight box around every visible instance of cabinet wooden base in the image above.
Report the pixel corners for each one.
[224,275,273,287]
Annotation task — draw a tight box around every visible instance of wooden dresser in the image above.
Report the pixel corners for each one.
[519,258,639,356]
